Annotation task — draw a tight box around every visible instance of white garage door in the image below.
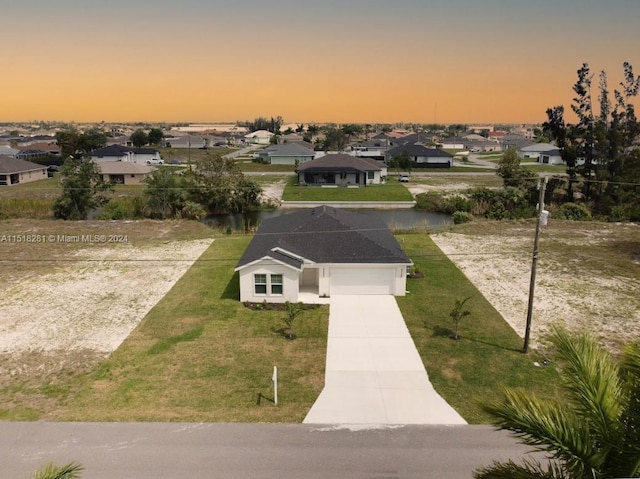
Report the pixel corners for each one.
[330,268,394,295]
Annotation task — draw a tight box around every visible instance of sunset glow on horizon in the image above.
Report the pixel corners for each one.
[2,0,639,125]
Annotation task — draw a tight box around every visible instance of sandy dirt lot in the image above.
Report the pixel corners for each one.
[259,179,287,206]
[431,223,640,351]
[0,239,212,356]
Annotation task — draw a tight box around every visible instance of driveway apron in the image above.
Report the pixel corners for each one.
[304,295,466,425]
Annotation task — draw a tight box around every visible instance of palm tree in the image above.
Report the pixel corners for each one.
[31,462,84,479]
[474,327,640,479]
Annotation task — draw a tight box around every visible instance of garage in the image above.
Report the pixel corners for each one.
[329,268,395,295]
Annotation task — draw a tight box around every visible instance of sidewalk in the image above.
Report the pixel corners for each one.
[303,295,467,425]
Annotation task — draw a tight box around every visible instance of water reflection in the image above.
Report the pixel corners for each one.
[203,209,452,231]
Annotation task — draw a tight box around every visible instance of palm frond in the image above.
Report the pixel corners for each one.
[551,327,623,438]
[31,462,84,479]
[605,342,640,478]
[473,458,566,479]
[483,388,602,476]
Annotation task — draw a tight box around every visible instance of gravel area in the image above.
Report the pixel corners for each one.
[0,239,213,354]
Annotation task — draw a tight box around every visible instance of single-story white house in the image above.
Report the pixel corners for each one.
[235,206,412,303]
[518,143,560,160]
[257,143,315,165]
[296,154,386,186]
[244,130,273,145]
[0,155,48,186]
[437,137,465,149]
[87,145,162,164]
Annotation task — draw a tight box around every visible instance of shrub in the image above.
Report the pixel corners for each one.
[452,211,472,224]
[559,202,592,221]
[180,201,207,220]
[414,192,449,213]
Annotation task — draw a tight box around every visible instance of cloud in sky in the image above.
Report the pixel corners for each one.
[1,0,639,123]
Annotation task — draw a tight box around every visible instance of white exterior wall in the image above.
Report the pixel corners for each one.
[91,153,131,163]
[133,152,161,164]
[538,154,564,165]
[238,261,300,303]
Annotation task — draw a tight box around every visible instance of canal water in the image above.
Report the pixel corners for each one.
[204,208,452,231]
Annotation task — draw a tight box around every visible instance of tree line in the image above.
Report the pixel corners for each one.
[53,153,262,221]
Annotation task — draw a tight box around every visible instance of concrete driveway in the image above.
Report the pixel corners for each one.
[304,295,466,425]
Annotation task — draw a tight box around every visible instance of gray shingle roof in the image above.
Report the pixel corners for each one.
[0,155,48,174]
[260,143,315,157]
[88,145,158,156]
[387,145,453,158]
[236,206,411,269]
[296,154,381,172]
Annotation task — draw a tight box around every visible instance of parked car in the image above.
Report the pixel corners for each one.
[146,159,164,165]
[399,175,410,183]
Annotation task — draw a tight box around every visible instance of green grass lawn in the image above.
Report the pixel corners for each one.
[59,235,329,422]
[523,164,567,174]
[237,162,296,173]
[396,233,560,423]
[0,220,565,423]
[282,176,414,201]
[59,229,559,423]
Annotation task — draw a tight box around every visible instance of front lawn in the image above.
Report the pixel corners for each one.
[0,221,565,423]
[282,176,414,202]
[59,235,329,422]
[397,233,560,423]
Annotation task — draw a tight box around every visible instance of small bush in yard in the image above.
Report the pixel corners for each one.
[452,211,472,224]
[559,202,592,221]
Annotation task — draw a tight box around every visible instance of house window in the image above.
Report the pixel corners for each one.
[254,274,267,295]
[367,171,375,180]
[271,274,283,295]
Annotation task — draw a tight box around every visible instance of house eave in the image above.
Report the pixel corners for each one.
[235,255,303,272]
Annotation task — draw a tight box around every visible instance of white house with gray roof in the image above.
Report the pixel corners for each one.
[235,206,412,303]
[257,143,315,165]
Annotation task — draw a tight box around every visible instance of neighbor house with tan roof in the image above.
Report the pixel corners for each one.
[97,162,154,185]
[0,155,48,186]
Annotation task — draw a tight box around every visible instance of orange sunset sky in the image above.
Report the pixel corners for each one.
[2,0,639,125]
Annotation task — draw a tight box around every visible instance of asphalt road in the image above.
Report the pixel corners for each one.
[2,423,536,478]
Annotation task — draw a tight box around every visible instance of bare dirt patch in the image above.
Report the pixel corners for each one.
[431,221,640,351]
[0,239,213,355]
[259,179,287,206]
[0,220,214,389]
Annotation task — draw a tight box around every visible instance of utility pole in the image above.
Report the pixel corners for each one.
[523,176,549,353]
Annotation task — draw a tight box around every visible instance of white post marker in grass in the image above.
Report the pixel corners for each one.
[272,365,278,405]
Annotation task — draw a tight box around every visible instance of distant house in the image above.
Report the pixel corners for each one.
[164,134,228,149]
[351,139,390,160]
[386,144,453,168]
[0,155,48,186]
[464,139,501,152]
[257,143,315,165]
[87,145,161,164]
[538,149,564,165]
[16,142,61,160]
[97,162,154,185]
[296,154,385,186]
[235,206,412,302]
[518,143,560,160]
[501,135,533,151]
[437,137,465,149]
[244,130,273,145]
